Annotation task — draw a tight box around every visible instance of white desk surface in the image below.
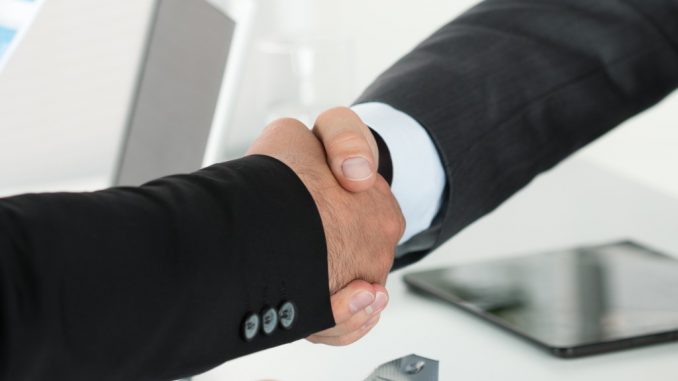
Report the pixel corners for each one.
[196,158,678,381]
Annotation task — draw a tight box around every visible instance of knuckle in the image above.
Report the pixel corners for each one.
[374,250,394,277]
[316,106,354,126]
[373,176,391,192]
[326,136,374,165]
[383,213,405,242]
[382,255,395,275]
[268,117,307,132]
[397,213,406,239]
[327,131,369,150]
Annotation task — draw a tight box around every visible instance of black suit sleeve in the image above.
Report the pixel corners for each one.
[0,155,334,380]
[358,0,678,268]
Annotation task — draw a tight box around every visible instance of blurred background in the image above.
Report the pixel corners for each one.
[1,1,678,380]
[0,0,676,198]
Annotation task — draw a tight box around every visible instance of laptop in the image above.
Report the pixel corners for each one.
[114,0,247,186]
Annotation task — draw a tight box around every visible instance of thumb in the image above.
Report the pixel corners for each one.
[329,279,377,324]
[313,107,379,192]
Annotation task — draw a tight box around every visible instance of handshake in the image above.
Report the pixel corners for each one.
[247,107,405,346]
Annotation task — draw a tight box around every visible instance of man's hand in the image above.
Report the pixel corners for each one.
[247,117,404,292]
[246,117,403,345]
[312,107,380,193]
[307,280,389,345]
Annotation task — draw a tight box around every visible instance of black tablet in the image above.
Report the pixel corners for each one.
[403,241,678,358]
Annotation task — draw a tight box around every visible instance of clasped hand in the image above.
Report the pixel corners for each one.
[247,107,405,346]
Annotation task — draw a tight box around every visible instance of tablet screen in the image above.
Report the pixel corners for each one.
[404,241,678,356]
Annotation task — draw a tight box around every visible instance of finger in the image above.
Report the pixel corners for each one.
[328,280,375,324]
[313,107,379,193]
[311,287,389,338]
[246,118,327,164]
[307,314,381,346]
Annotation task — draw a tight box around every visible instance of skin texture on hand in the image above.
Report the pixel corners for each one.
[312,107,380,193]
[307,280,389,346]
[246,118,403,346]
[246,118,404,293]
[306,107,394,344]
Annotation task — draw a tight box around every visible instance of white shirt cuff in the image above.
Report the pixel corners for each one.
[352,102,446,244]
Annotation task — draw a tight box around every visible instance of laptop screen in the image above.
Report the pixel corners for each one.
[114,0,235,186]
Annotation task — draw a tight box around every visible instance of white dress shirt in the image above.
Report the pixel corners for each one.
[352,102,446,244]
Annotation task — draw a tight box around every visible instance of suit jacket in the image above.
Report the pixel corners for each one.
[2,0,678,379]
[0,156,334,380]
[358,0,678,268]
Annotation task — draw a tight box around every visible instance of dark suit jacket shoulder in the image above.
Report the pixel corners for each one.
[358,0,678,268]
[0,155,334,380]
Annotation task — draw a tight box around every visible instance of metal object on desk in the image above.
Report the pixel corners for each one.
[364,354,439,381]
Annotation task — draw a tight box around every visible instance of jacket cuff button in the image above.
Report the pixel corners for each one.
[278,301,297,330]
[241,313,260,342]
[261,307,278,335]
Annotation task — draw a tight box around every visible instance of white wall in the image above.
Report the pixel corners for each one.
[0,0,154,195]
[0,0,676,198]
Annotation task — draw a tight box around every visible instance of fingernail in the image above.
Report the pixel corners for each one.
[349,291,375,314]
[342,157,372,181]
[365,292,388,315]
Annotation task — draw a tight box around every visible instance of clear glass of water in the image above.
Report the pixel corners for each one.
[255,35,354,128]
